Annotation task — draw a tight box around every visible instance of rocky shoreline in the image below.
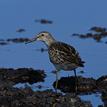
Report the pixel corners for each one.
[0,68,106,107]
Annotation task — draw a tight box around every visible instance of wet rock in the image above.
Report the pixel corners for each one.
[90,26,106,33]
[96,75,107,107]
[96,75,107,91]
[0,42,9,45]
[7,38,30,43]
[72,26,107,43]
[101,91,107,107]
[0,69,93,107]
[0,87,92,107]
[35,19,53,24]
[0,37,31,46]
[53,76,96,94]
[72,33,104,42]
[16,28,26,33]
[0,68,106,106]
[0,68,46,84]
[98,105,104,107]
[0,39,5,41]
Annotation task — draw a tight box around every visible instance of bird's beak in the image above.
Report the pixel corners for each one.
[25,37,38,44]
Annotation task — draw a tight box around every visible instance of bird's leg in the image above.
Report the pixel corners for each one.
[74,69,78,95]
[55,70,59,93]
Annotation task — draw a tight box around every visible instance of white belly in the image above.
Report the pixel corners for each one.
[54,63,78,71]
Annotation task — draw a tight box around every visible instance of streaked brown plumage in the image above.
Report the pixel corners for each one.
[26,31,85,93]
[49,42,84,71]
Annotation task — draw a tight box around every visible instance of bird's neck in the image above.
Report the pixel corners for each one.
[44,38,56,47]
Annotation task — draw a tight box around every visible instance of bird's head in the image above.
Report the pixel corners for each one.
[26,31,56,46]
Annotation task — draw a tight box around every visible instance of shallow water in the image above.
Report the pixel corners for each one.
[0,0,107,106]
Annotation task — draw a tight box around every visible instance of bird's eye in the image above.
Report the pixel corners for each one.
[41,34,44,36]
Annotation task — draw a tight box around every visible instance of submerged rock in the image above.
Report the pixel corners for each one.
[16,28,26,33]
[35,19,53,24]
[72,26,107,43]
[0,37,31,46]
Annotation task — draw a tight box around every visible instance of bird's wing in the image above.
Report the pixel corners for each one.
[49,42,82,65]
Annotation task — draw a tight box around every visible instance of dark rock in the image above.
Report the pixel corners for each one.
[96,75,107,91]
[72,26,107,43]
[0,68,46,84]
[7,38,30,43]
[16,28,26,33]
[0,37,31,46]
[101,91,107,107]
[53,76,96,94]
[0,87,92,107]
[35,19,53,24]
[0,42,8,45]
[98,105,104,107]
[90,26,106,33]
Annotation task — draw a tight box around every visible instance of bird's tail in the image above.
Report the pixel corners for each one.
[79,60,85,67]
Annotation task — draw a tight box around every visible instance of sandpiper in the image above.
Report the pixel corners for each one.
[26,31,85,93]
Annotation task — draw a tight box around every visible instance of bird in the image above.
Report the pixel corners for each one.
[26,31,85,93]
